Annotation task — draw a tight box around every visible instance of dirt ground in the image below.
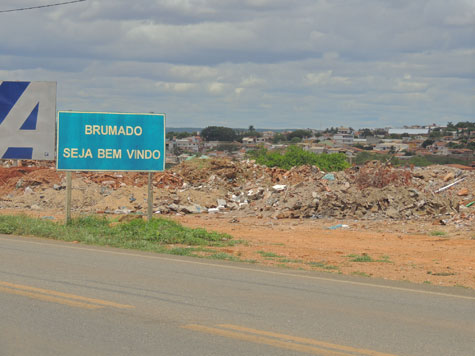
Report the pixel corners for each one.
[0,160,473,289]
[2,208,473,289]
[171,214,475,289]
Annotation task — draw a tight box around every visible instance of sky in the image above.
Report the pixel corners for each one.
[0,0,474,129]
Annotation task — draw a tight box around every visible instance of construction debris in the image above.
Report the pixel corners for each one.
[0,158,473,226]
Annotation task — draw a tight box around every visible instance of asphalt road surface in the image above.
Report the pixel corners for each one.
[1,234,474,356]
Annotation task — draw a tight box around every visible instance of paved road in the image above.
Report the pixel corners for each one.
[1,234,474,356]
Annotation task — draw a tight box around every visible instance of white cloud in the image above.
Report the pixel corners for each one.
[0,0,472,128]
[208,82,225,94]
[155,81,196,93]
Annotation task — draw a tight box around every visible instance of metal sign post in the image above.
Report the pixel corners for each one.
[66,171,72,225]
[147,172,153,221]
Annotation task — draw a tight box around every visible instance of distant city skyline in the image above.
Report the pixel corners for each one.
[1,0,473,129]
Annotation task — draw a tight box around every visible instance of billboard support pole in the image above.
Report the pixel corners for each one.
[147,172,153,221]
[66,171,72,225]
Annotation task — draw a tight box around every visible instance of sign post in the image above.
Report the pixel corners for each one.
[56,111,166,222]
[66,171,72,225]
[147,172,153,221]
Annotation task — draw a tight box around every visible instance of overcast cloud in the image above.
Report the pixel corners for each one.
[1,0,473,129]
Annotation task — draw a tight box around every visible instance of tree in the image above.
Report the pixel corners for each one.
[429,128,442,138]
[374,128,387,136]
[272,133,286,144]
[446,122,456,131]
[360,128,373,137]
[286,129,312,141]
[166,131,195,139]
[324,127,338,134]
[245,125,261,138]
[201,126,237,142]
[248,145,350,171]
[421,139,434,148]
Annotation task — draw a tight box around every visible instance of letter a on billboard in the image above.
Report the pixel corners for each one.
[0,81,56,160]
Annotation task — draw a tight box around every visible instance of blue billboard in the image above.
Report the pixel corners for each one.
[57,111,165,172]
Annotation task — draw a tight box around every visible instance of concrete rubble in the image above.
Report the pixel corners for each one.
[0,158,474,227]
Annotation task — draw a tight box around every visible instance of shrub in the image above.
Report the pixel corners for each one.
[248,145,350,171]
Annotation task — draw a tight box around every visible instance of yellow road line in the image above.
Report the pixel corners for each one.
[0,280,134,310]
[183,324,352,356]
[218,324,398,356]
[0,286,101,310]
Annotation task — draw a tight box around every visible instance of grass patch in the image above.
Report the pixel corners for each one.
[346,254,374,262]
[376,255,393,263]
[280,258,304,264]
[351,271,370,277]
[307,261,338,270]
[257,250,282,258]
[430,230,447,237]
[0,215,238,253]
[169,247,196,256]
[346,254,392,263]
[208,252,240,262]
[431,272,455,276]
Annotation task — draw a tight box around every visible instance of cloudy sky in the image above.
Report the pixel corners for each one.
[1,0,473,129]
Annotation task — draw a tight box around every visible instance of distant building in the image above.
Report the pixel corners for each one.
[337,126,352,134]
[375,142,409,152]
[242,137,255,145]
[176,136,201,152]
[333,134,354,146]
[203,141,221,150]
[261,131,275,138]
[388,128,429,136]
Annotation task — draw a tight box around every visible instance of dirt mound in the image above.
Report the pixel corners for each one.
[0,167,63,196]
[0,158,473,226]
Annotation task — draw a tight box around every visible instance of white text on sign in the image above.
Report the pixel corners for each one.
[84,125,143,136]
[62,148,161,160]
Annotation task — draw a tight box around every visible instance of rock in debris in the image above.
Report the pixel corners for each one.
[443,172,455,182]
[180,205,204,214]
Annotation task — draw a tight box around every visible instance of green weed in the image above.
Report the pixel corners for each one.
[352,271,370,277]
[280,258,304,264]
[430,230,447,237]
[257,251,282,258]
[347,254,374,262]
[208,252,240,261]
[376,255,393,263]
[307,261,338,270]
[0,215,238,253]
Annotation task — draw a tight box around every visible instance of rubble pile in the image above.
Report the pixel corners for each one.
[348,161,413,189]
[0,158,473,223]
[170,158,272,188]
